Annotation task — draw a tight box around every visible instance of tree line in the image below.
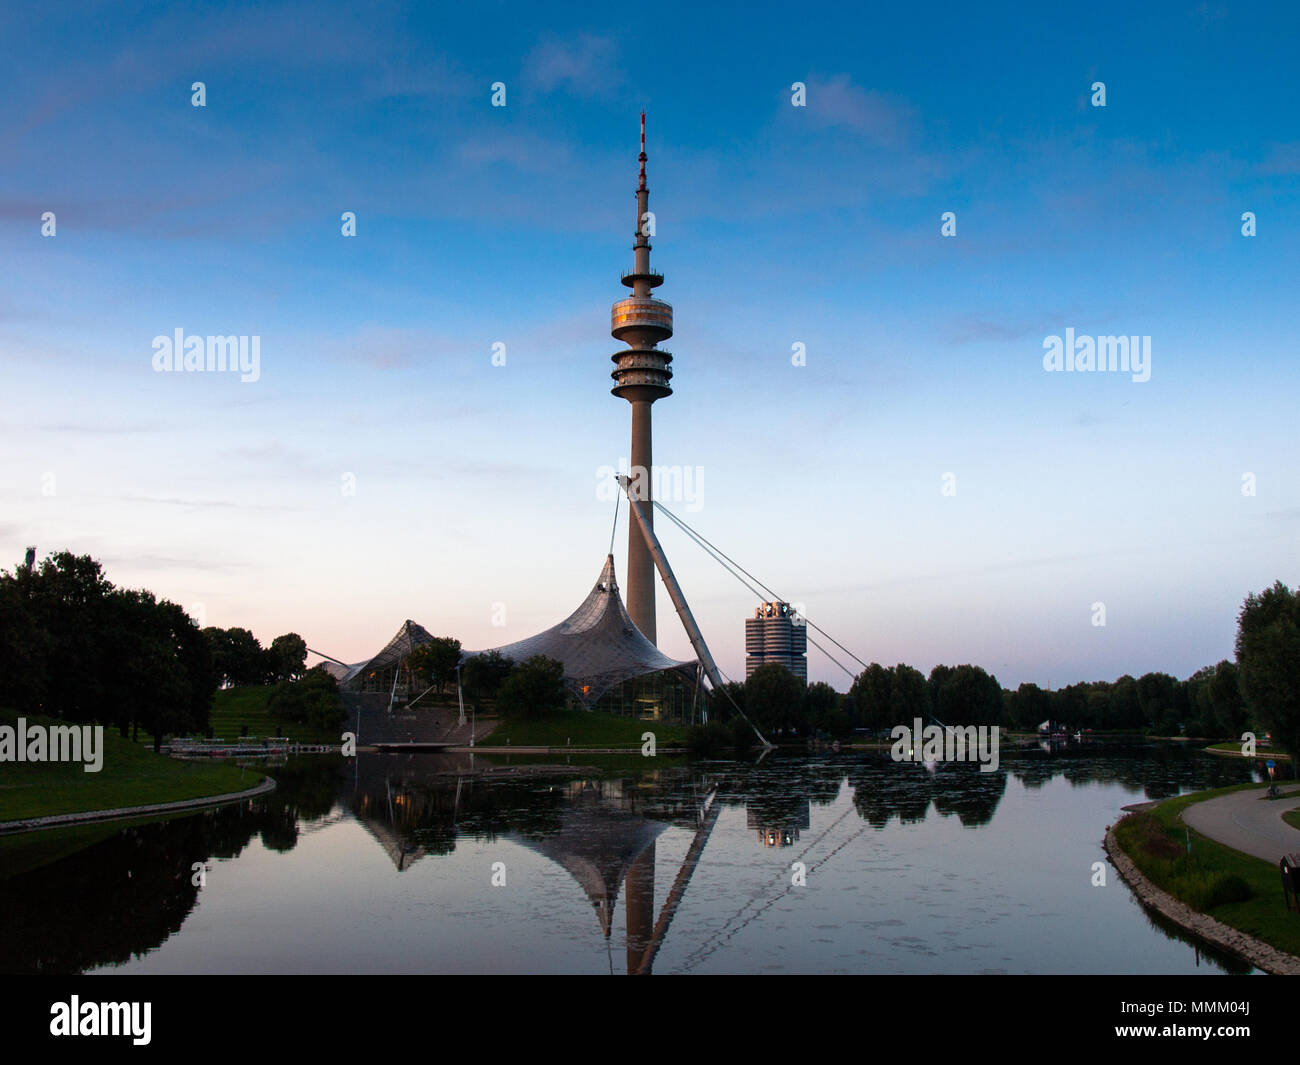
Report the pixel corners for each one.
[0,551,319,747]
[5,550,1294,760]
[710,580,1299,756]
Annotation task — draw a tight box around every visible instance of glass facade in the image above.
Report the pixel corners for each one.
[590,667,707,725]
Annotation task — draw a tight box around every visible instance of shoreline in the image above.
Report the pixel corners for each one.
[1104,802,1300,975]
[1203,745,1292,761]
[0,776,276,837]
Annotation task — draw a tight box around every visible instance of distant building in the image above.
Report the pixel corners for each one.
[744,601,807,683]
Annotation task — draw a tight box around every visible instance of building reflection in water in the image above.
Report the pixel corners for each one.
[0,746,1271,975]
[511,779,666,973]
[748,802,810,848]
[345,754,722,974]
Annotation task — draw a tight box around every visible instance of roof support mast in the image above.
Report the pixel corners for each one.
[617,475,772,747]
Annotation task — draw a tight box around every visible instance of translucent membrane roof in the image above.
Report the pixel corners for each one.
[332,557,695,705]
[465,555,695,704]
[329,620,436,687]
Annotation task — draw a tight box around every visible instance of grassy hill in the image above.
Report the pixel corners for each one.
[0,709,262,824]
[478,708,687,749]
[208,686,341,743]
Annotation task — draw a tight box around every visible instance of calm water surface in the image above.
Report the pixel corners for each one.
[0,744,1267,974]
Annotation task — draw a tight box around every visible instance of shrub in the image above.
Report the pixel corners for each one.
[729,717,756,751]
[495,656,566,719]
[686,721,732,754]
[266,666,344,731]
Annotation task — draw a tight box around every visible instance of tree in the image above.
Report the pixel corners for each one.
[1009,682,1051,731]
[204,627,265,687]
[710,680,747,722]
[462,650,514,705]
[407,637,462,693]
[1086,687,1112,730]
[1235,581,1300,761]
[0,551,213,745]
[849,663,893,733]
[267,633,308,683]
[745,663,806,735]
[889,664,930,724]
[805,681,850,737]
[495,656,566,718]
[928,664,1002,726]
[1136,672,1179,732]
[0,571,49,713]
[1209,660,1248,737]
[267,666,345,731]
[155,599,216,743]
[1185,665,1218,737]
[20,551,118,722]
[1109,675,1143,730]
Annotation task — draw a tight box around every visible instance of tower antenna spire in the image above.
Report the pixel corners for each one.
[638,111,647,190]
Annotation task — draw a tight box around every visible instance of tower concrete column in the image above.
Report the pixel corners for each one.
[627,398,655,644]
[610,112,673,646]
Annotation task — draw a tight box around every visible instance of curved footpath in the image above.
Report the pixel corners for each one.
[0,776,276,836]
[1104,786,1300,975]
[1181,787,1300,864]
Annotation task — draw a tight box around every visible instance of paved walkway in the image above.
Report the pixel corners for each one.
[1181,786,1300,864]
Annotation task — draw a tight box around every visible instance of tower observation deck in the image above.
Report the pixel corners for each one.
[612,113,672,645]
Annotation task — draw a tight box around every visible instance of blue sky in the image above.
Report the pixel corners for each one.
[2,0,1297,688]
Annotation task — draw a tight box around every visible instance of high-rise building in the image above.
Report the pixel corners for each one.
[744,601,808,683]
[610,112,672,646]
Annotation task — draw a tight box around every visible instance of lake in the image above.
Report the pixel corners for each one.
[0,743,1266,975]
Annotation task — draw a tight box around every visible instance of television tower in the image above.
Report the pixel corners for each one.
[610,112,673,645]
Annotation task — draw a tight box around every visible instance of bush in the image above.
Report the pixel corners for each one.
[495,656,566,719]
[686,721,733,754]
[729,717,756,751]
[266,666,344,731]
[1116,811,1255,911]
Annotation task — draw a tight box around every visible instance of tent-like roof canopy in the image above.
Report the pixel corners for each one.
[466,555,695,704]
[326,619,436,688]
[327,557,695,705]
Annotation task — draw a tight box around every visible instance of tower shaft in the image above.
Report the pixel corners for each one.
[610,112,673,645]
[627,400,656,643]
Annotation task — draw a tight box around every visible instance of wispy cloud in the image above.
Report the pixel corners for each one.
[802,74,916,147]
[940,313,1067,346]
[117,495,307,511]
[523,33,620,95]
[23,420,168,434]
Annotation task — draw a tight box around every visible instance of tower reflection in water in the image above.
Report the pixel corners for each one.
[347,754,722,975]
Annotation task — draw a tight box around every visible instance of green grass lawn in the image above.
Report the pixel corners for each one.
[478,709,688,748]
[1115,783,1300,958]
[0,709,263,824]
[208,685,340,743]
